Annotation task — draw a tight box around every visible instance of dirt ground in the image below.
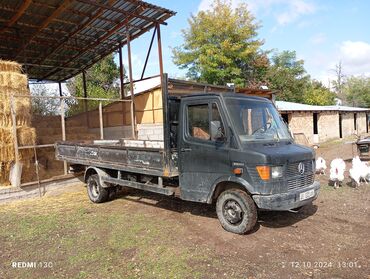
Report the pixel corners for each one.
[0,141,369,279]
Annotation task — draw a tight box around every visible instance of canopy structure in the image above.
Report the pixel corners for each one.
[0,0,175,82]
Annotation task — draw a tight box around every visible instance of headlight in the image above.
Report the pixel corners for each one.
[271,166,283,179]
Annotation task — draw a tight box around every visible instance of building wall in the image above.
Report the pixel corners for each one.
[286,110,368,144]
[317,111,339,142]
[356,112,367,134]
[287,112,314,143]
[341,112,355,137]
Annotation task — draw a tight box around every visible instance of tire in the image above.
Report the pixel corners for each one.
[216,189,257,234]
[87,174,109,203]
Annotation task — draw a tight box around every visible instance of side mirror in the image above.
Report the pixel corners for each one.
[211,121,226,142]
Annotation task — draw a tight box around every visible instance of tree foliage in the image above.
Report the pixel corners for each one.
[303,80,336,106]
[172,0,266,87]
[67,54,122,114]
[342,76,370,108]
[30,84,61,116]
[267,50,310,103]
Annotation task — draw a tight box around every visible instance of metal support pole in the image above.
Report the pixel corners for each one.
[82,70,89,127]
[10,96,20,163]
[60,98,67,175]
[119,46,125,99]
[141,27,157,80]
[58,81,63,97]
[156,23,169,176]
[119,46,125,126]
[127,31,136,139]
[99,101,104,140]
[156,23,164,80]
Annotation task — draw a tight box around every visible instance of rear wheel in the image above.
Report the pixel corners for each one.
[216,189,257,234]
[87,174,109,203]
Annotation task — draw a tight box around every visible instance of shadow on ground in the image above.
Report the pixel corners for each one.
[114,188,318,232]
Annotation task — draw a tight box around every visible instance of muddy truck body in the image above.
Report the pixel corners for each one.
[56,77,320,234]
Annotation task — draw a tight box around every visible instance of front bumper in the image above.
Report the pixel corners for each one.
[252,181,320,211]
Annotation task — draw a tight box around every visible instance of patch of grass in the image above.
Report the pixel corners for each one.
[0,190,210,278]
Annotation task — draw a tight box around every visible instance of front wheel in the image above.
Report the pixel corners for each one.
[216,189,257,234]
[87,174,109,203]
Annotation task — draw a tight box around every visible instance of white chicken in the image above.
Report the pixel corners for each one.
[315,157,327,175]
[349,156,370,188]
[329,158,346,189]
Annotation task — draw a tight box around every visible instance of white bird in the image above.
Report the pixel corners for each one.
[349,156,369,188]
[329,158,346,189]
[315,157,327,175]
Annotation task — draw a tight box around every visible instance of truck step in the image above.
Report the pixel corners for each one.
[102,176,174,196]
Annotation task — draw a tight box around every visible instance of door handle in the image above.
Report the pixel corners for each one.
[180,147,192,152]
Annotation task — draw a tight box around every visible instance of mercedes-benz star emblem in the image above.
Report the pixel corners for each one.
[298,162,305,175]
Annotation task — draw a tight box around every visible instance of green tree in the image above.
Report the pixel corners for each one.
[30,84,60,115]
[172,0,265,87]
[342,76,370,107]
[303,80,336,106]
[67,54,122,114]
[267,50,310,103]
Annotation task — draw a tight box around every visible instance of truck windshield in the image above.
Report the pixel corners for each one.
[225,98,292,142]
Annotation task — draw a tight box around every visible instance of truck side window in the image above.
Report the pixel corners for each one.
[188,104,210,140]
[211,103,225,141]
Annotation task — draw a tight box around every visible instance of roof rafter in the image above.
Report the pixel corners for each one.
[0,0,31,34]
[14,0,73,59]
[40,3,146,80]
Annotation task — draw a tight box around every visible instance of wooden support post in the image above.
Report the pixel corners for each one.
[127,31,136,139]
[10,96,20,163]
[60,98,67,175]
[99,101,104,140]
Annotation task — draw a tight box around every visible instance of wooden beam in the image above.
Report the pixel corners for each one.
[40,4,145,80]
[14,0,73,59]
[0,0,31,33]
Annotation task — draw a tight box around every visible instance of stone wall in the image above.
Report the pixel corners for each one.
[287,112,314,143]
[286,110,368,144]
[317,111,339,142]
[341,112,355,137]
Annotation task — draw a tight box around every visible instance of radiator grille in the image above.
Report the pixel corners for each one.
[287,174,314,191]
[286,160,314,178]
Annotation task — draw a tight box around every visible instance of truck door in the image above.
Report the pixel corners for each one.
[179,98,231,202]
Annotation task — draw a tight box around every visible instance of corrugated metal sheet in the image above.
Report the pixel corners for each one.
[276,101,370,112]
[0,0,175,81]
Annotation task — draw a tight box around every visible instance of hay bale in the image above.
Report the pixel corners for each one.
[0,72,28,89]
[18,127,36,146]
[0,60,35,186]
[0,60,23,73]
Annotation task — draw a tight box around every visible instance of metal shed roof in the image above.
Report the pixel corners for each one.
[0,0,175,82]
[276,101,370,112]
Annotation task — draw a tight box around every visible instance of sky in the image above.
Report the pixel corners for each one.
[122,0,370,87]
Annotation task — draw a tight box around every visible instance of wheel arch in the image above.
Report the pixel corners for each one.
[84,166,110,188]
[207,176,255,204]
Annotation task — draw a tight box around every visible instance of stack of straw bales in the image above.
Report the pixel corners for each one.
[0,60,36,185]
